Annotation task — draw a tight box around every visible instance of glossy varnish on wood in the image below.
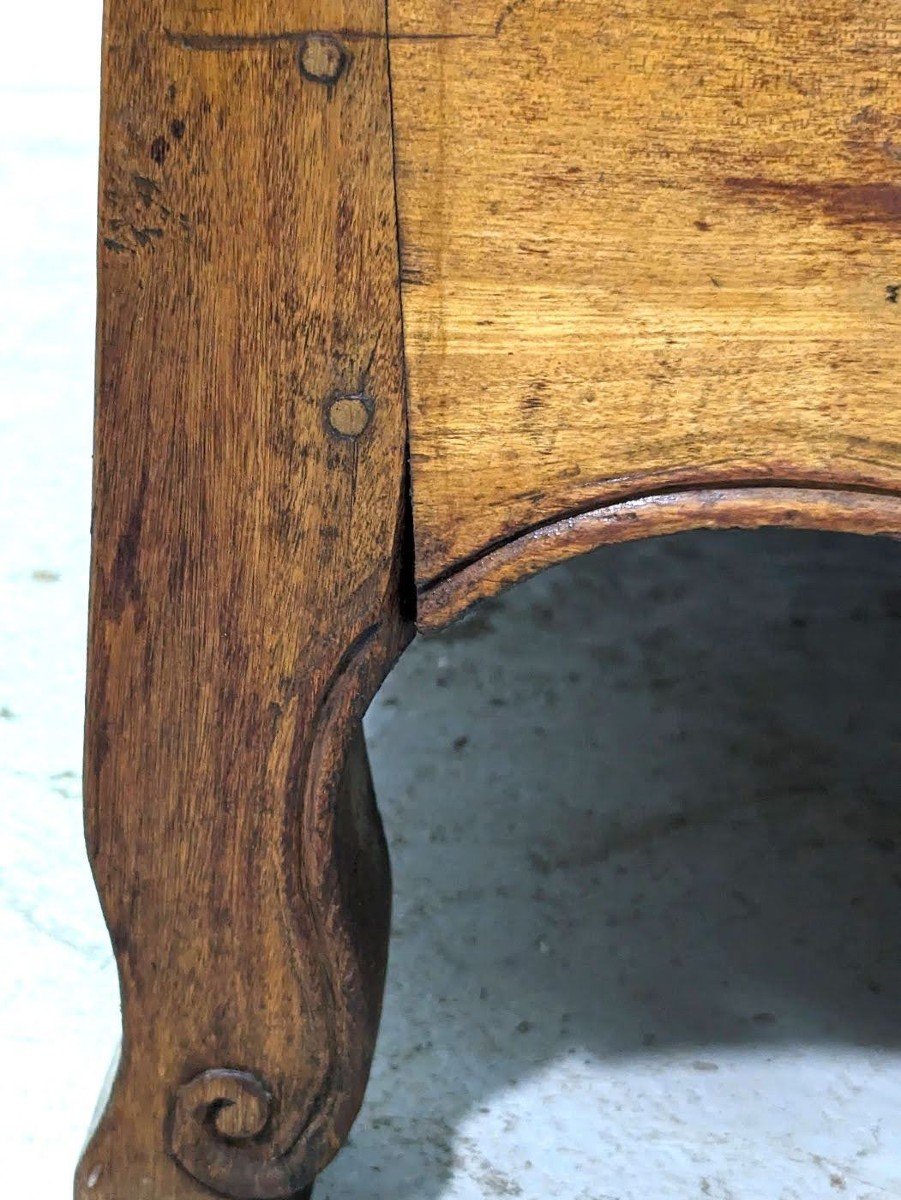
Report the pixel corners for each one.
[388,0,901,595]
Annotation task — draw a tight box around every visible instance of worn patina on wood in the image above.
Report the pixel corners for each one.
[79,0,899,1196]
[77,1,410,1197]
[388,0,901,617]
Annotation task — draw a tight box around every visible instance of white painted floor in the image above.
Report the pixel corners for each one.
[2,6,901,1198]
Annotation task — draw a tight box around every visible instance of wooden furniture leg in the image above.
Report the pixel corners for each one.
[75,1,412,1196]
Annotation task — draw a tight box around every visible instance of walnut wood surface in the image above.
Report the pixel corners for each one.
[417,486,901,628]
[388,0,901,591]
[79,1,899,1196]
[76,1,410,1197]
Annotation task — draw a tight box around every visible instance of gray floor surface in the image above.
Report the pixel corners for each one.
[2,10,901,1197]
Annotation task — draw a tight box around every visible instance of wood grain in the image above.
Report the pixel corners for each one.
[388,0,901,591]
[417,486,901,628]
[76,0,411,1196]
[79,1,900,1194]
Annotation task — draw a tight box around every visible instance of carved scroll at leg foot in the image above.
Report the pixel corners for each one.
[76,639,406,1200]
[164,709,396,1199]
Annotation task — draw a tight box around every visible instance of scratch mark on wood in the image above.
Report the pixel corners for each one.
[495,0,528,37]
[164,27,488,52]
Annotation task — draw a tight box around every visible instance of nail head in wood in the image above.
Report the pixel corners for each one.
[327,394,373,439]
[298,33,348,85]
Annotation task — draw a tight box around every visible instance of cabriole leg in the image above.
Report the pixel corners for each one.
[76,0,411,1195]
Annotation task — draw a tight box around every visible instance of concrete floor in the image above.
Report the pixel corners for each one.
[335,532,901,1200]
[2,10,901,1198]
